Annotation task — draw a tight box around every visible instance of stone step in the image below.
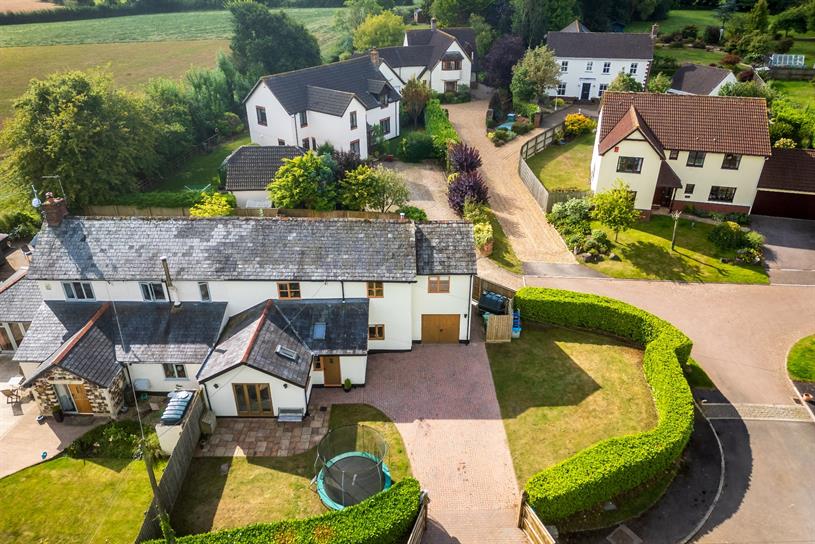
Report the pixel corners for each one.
[424,509,529,544]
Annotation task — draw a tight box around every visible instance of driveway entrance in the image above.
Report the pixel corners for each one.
[752,215,815,284]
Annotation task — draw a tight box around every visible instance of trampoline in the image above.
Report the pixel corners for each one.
[314,424,392,510]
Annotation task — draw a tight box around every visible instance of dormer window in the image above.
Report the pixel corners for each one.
[380,92,388,108]
[441,59,461,70]
[63,282,94,301]
[140,282,166,302]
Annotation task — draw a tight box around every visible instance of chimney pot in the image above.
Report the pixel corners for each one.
[430,17,437,31]
[370,47,380,67]
[42,193,68,228]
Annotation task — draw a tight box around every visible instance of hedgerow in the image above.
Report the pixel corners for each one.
[96,191,236,210]
[424,99,460,159]
[144,478,421,544]
[514,288,694,523]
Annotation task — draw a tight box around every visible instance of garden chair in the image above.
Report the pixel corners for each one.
[2,388,20,404]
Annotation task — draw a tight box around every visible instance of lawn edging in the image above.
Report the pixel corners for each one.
[514,287,694,523]
[145,478,421,544]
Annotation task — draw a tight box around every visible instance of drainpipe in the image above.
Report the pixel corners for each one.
[160,256,180,307]
[466,275,473,343]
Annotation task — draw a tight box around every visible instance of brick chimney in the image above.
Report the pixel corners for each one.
[370,47,380,67]
[42,192,68,227]
[650,23,659,41]
[430,17,437,31]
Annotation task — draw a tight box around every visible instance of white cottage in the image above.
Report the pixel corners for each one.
[668,63,737,96]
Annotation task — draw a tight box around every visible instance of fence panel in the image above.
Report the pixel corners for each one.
[518,495,558,544]
[768,68,815,80]
[405,492,430,544]
[472,276,516,302]
[518,158,551,213]
[135,391,205,542]
[85,206,398,220]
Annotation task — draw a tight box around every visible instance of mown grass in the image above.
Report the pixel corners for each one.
[489,211,524,275]
[587,215,769,284]
[524,133,593,192]
[771,80,815,108]
[787,334,815,382]
[487,324,656,486]
[626,10,720,34]
[171,404,410,536]
[156,134,251,192]
[653,45,725,66]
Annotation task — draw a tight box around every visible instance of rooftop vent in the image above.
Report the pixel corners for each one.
[313,322,326,340]
[276,345,298,361]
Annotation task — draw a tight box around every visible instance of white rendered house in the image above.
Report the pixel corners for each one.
[590,92,771,215]
[668,63,737,96]
[244,55,401,160]
[547,23,654,100]
[16,200,476,420]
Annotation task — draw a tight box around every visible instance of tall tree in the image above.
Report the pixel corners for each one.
[647,72,671,93]
[748,0,770,32]
[353,11,405,50]
[607,72,644,92]
[483,35,526,88]
[510,45,560,102]
[591,179,640,242]
[268,151,336,211]
[512,0,577,47]
[401,77,432,128]
[431,0,491,26]
[229,2,321,79]
[334,0,382,55]
[469,14,497,57]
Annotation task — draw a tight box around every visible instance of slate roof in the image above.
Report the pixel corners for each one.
[221,145,304,192]
[377,45,436,69]
[28,217,475,282]
[0,270,41,323]
[260,56,399,116]
[415,222,477,275]
[398,26,479,71]
[14,301,103,363]
[670,64,733,95]
[758,149,815,193]
[547,31,653,60]
[198,298,369,386]
[599,92,772,157]
[560,19,591,33]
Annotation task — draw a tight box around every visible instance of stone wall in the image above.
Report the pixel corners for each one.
[31,367,125,417]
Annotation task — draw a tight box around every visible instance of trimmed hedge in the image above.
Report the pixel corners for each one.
[144,478,421,544]
[514,288,694,523]
[95,190,236,210]
[424,99,460,159]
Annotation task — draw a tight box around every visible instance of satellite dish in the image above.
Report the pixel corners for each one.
[32,197,41,208]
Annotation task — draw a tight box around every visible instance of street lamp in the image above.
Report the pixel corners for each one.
[671,210,682,251]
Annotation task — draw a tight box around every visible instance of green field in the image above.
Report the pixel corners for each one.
[626,9,719,34]
[525,133,593,192]
[654,44,725,66]
[771,80,815,108]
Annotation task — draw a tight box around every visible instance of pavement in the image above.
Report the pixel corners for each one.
[751,215,815,285]
[387,160,458,221]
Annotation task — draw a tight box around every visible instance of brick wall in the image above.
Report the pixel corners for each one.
[31,367,125,417]
[670,200,750,215]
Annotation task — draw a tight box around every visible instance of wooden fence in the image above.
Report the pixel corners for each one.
[135,391,205,542]
[472,275,516,302]
[520,122,565,160]
[472,276,516,343]
[85,205,400,220]
[518,494,558,544]
[405,491,430,544]
[767,68,815,80]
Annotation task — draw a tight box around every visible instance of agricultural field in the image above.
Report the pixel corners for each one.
[0,0,61,13]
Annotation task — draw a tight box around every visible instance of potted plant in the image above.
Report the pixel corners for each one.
[51,404,64,423]
[343,378,353,393]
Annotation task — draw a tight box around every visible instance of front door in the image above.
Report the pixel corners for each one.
[652,187,674,208]
[321,356,342,387]
[580,82,592,100]
[421,314,461,343]
[233,383,274,417]
[53,384,77,413]
[67,383,92,413]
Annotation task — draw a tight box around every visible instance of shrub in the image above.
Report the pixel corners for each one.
[547,198,591,236]
[488,129,516,146]
[331,150,369,180]
[722,53,741,67]
[709,220,746,249]
[396,205,427,221]
[564,113,596,137]
[473,221,494,249]
[744,230,765,250]
[773,137,797,149]
[737,68,754,82]
[514,101,541,119]
[704,25,720,45]
[0,211,41,240]
[680,25,698,39]
[775,36,794,54]
[145,478,422,544]
[190,192,235,217]
[463,200,491,225]
[512,118,534,135]
[424,99,460,158]
[448,142,483,173]
[448,171,489,215]
[516,288,693,523]
[398,132,435,163]
[66,420,161,460]
[100,190,235,210]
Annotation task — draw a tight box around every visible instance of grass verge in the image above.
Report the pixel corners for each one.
[156,134,250,193]
[524,133,593,193]
[487,323,656,486]
[586,215,768,284]
[787,334,815,382]
[771,80,815,109]
[488,211,524,275]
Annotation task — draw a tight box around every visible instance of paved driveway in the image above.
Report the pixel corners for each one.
[312,328,526,544]
[386,161,458,221]
[751,215,815,284]
[525,277,815,542]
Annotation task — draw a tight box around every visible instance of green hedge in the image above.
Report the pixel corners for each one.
[95,191,236,210]
[514,288,694,523]
[424,99,460,159]
[145,478,421,544]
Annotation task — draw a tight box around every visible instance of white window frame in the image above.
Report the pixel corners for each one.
[299,111,308,127]
[379,118,391,135]
[585,61,593,72]
[598,84,608,97]
[140,282,166,302]
[560,60,568,73]
[629,63,638,75]
[350,111,358,130]
[62,281,95,301]
[163,363,187,379]
[556,83,566,96]
[603,62,611,74]
[198,282,211,302]
[255,106,267,127]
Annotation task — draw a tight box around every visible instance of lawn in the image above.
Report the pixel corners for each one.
[586,215,769,284]
[156,134,251,192]
[787,334,815,382]
[524,133,593,192]
[489,211,524,275]
[171,404,411,536]
[626,9,719,34]
[0,456,162,543]
[653,44,726,66]
[487,324,657,486]
[770,80,815,108]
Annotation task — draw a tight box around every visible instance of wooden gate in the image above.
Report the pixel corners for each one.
[518,493,558,544]
[405,492,430,544]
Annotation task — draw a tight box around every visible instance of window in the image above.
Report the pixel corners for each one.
[560,60,568,72]
[709,186,737,202]
[140,282,166,302]
[163,364,187,379]
[277,139,285,146]
[686,151,706,167]
[278,282,301,299]
[380,92,388,108]
[669,149,679,160]
[603,61,611,74]
[198,282,211,302]
[684,183,695,195]
[721,153,741,170]
[312,137,317,149]
[62,282,94,301]
[350,111,357,130]
[368,324,385,340]
[585,61,593,72]
[367,281,384,298]
[442,59,461,70]
[302,138,310,150]
[556,83,566,96]
[428,276,450,293]
[616,156,643,173]
[350,140,361,156]
[444,81,457,93]
[255,106,267,127]
[380,118,391,135]
[299,111,308,127]
[312,358,323,371]
[629,63,638,75]
[598,84,608,97]
[312,322,326,340]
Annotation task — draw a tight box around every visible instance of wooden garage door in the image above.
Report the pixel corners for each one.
[752,190,815,220]
[421,314,460,343]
